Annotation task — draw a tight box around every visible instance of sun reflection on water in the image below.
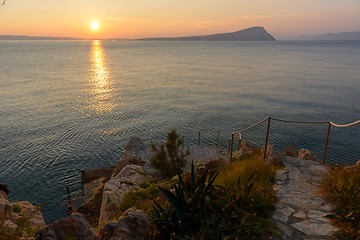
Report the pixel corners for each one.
[88,40,114,113]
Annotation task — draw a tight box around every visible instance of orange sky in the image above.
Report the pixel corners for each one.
[0,0,359,39]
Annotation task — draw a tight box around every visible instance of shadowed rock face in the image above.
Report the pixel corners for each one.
[35,213,97,240]
[99,207,155,240]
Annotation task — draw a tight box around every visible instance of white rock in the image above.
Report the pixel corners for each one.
[99,165,152,224]
[293,211,306,219]
[291,219,338,236]
[298,148,318,161]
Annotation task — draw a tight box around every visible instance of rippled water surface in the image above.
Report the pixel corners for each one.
[0,40,359,222]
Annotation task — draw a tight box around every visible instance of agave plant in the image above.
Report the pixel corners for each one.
[152,162,237,239]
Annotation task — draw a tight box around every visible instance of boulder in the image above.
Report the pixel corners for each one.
[1,190,45,239]
[124,137,149,159]
[298,148,318,161]
[12,201,46,229]
[99,207,155,240]
[233,141,262,160]
[196,158,226,176]
[99,165,153,224]
[112,156,144,178]
[35,213,97,240]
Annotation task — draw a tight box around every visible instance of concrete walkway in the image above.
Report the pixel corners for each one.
[273,156,339,239]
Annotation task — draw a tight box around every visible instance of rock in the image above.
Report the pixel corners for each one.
[35,213,97,240]
[99,207,155,240]
[298,148,318,161]
[233,141,261,160]
[1,191,45,240]
[99,165,153,224]
[12,201,46,229]
[293,211,306,220]
[196,158,226,176]
[0,193,13,222]
[282,146,298,157]
[112,156,144,178]
[0,183,10,195]
[291,219,338,236]
[124,137,149,159]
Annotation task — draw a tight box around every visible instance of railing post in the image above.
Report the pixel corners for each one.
[264,117,271,161]
[227,138,231,160]
[230,134,234,162]
[81,169,85,196]
[66,186,72,216]
[237,132,242,150]
[322,122,332,164]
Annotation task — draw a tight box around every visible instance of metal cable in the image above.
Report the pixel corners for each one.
[232,117,269,135]
[271,117,329,124]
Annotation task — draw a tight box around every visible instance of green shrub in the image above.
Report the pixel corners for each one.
[12,203,22,213]
[150,129,189,179]
[322,163,360,239]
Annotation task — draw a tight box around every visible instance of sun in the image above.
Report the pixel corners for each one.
[90,21,100,31]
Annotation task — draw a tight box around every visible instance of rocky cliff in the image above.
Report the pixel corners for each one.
[139,26,276,41]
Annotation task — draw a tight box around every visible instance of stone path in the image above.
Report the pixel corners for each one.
[273,156,339,239]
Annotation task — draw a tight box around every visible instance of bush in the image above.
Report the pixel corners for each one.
[152,155,278,239]
[150,130,189,178]
[322,163,360,239]
[12,203,22,213]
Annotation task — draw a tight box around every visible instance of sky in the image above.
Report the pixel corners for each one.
[0,0,359,39]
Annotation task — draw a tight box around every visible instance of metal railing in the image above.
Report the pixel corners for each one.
[229,117,360,164]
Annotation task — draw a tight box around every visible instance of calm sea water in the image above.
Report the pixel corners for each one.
[0,40,359,222]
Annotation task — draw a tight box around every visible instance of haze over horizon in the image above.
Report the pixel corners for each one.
[0,0,359,39]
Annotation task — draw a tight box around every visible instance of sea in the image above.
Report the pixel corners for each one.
[0,40,359,223]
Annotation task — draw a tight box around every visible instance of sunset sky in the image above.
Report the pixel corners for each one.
[0,0,359,39]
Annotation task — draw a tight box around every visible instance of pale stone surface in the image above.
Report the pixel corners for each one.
[99,165,152,224]
[273,156,339,239]
[308,210,331,223]
[291,219,336,236]
[293,211,306,220]
[273,205,295,222]
[275,170,289,182]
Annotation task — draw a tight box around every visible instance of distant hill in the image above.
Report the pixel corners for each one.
[314,31,360,41]
[0,27,276,41]
[0,35,80,40]
[138,27,276,41]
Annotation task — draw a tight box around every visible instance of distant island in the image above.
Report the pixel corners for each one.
[137,26,276,41]
[314,30,360,41]
[0,26,276,41]
[0,35,81,40]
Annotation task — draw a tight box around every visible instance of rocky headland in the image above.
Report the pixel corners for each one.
[1,137,348,239]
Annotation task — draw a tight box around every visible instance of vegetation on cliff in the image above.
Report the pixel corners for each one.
[121,148,278,239]
[150,129,189,179]
[322,162,360,239]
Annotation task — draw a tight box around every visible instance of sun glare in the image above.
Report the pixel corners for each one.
[90,21,100,31]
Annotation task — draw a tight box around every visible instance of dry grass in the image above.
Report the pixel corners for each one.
[321,163,360,239]
[214,153,279,238]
